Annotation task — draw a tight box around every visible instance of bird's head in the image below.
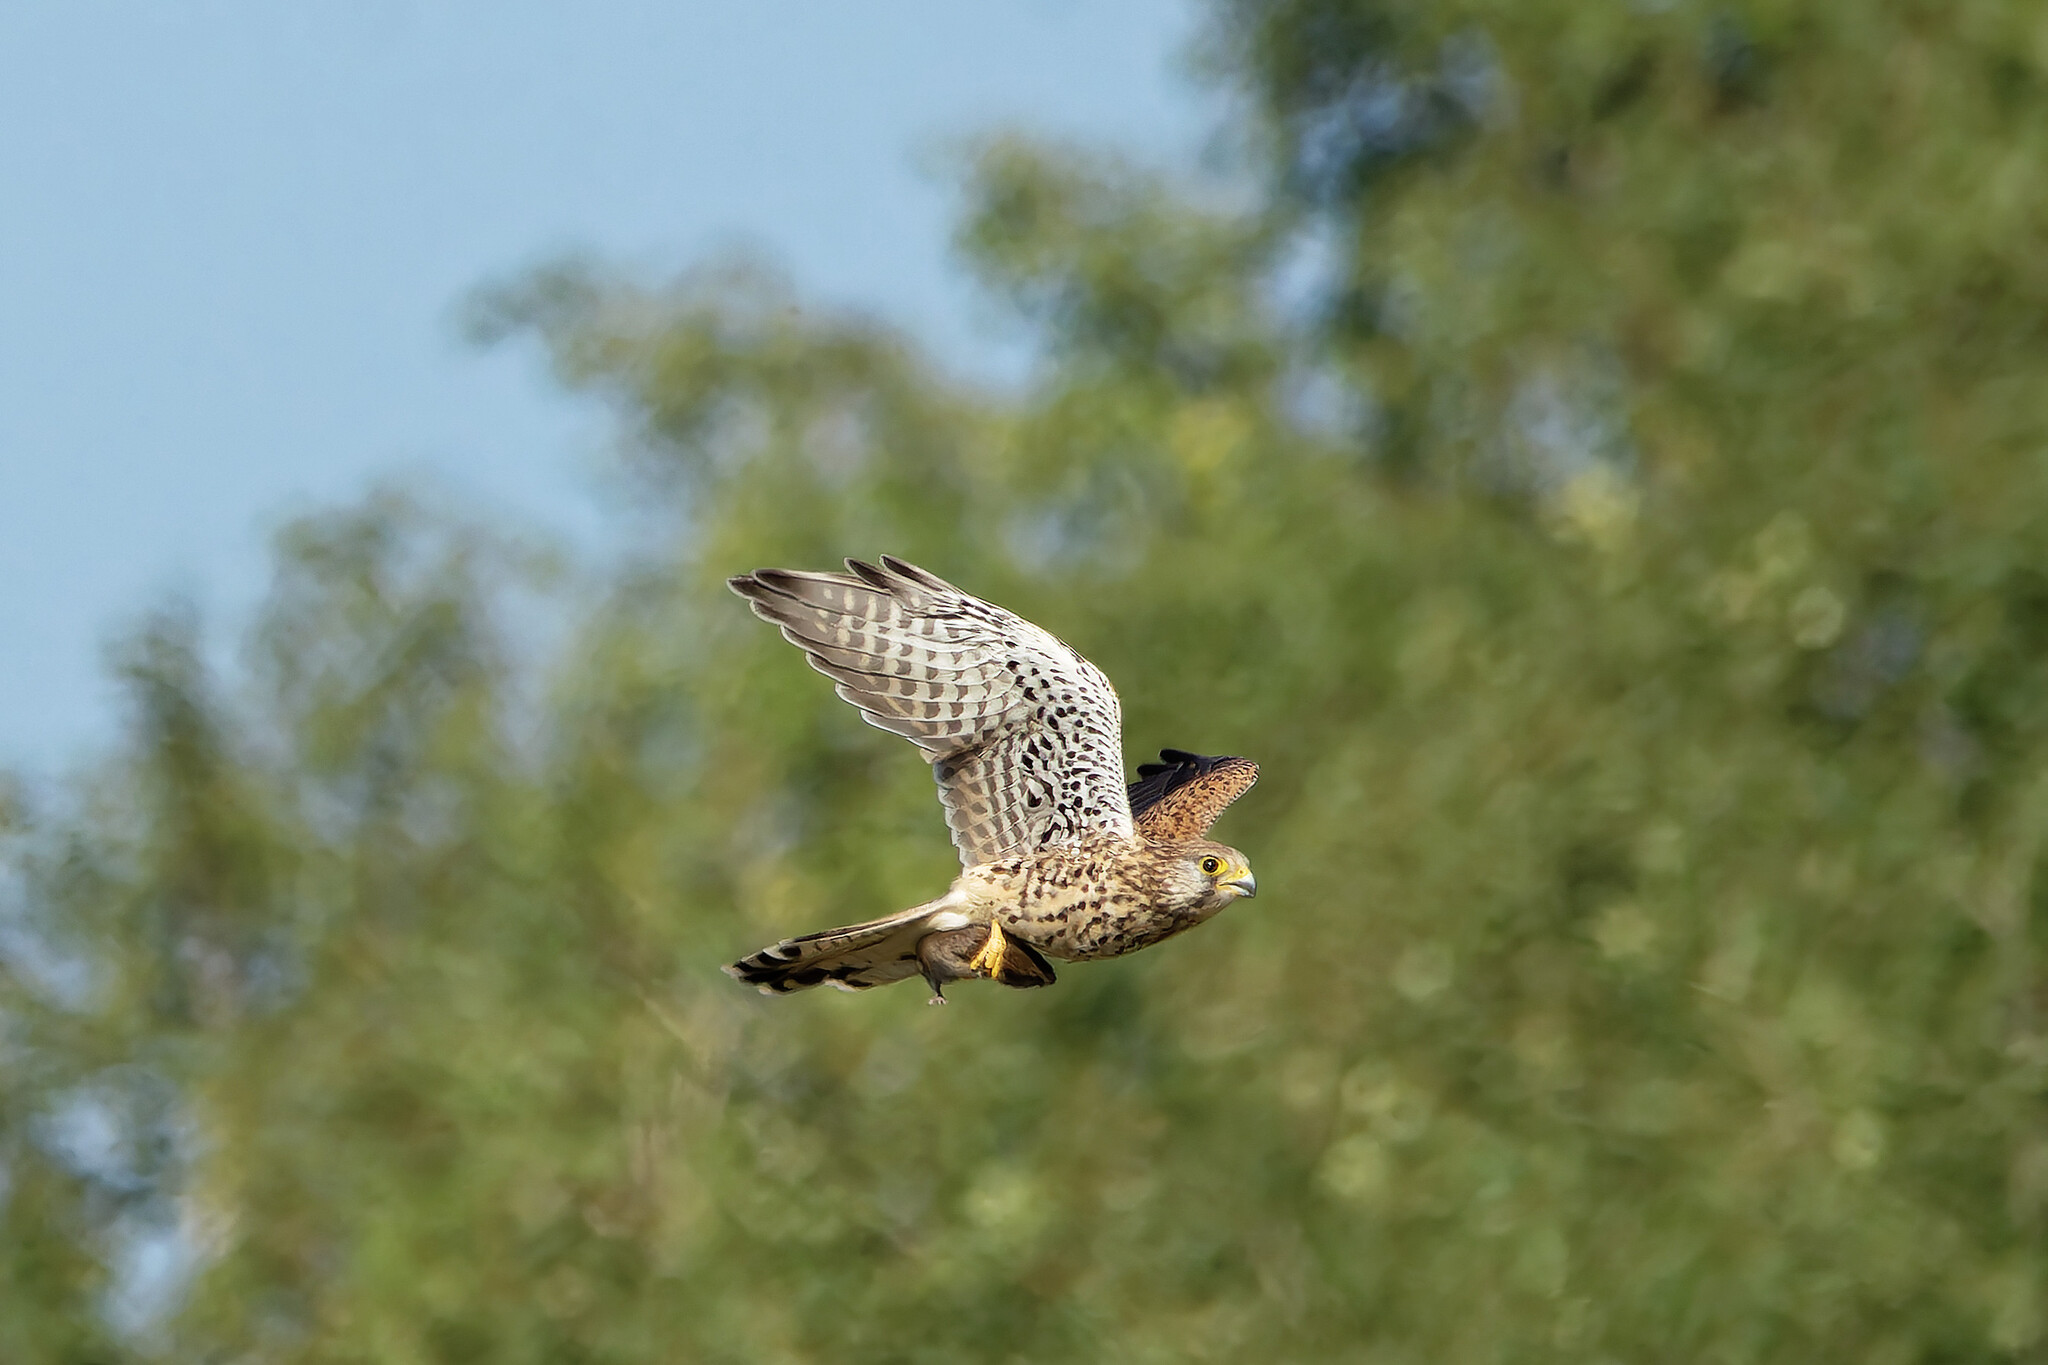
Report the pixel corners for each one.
[1160,840,1258,916]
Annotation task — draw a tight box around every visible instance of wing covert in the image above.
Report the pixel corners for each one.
[730,556,1134,865]
[1127,749,1259,841]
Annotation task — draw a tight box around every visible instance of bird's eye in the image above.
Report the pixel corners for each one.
[1199,855,1225,876]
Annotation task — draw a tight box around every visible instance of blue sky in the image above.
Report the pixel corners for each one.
[0,1,1213,778]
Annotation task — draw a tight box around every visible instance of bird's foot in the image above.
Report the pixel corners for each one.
[968,919,1009,978]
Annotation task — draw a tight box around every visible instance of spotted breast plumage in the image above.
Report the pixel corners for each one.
[724,556,1260,1001]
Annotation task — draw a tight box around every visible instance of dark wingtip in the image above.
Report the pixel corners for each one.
[1127,750,1258,831]
[1136,749,1246,778]
[844,558,893,589]
[878,555,957,593]
[732,569,799,598]
[729,569,818,615]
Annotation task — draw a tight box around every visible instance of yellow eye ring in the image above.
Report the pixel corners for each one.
[1199,855,1225,876]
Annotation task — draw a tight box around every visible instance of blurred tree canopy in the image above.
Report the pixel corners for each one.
[7,1,2048,1360]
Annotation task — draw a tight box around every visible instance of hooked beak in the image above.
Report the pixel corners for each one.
[1226,873,1258,900]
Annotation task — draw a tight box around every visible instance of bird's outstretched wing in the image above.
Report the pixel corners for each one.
[1127,749,1259,841]
[730,556,1133,865]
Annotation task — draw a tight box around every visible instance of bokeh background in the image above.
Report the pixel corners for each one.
[7,2,2048,1361]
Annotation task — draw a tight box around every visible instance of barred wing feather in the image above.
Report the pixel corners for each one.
[729,556,1134,866]
[1127,749,1259,840]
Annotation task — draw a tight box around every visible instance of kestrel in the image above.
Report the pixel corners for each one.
[724,556,1258,1001]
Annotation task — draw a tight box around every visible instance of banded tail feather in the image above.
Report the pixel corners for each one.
[724,896,1057,999]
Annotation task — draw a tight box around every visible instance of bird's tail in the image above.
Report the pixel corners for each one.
[725,897,957,995]
[724,894,1056,997]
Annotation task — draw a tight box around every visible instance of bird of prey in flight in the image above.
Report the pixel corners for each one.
[724,556,1258,1001]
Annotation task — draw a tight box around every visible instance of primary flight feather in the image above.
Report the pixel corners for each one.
[725,556,1259,1001]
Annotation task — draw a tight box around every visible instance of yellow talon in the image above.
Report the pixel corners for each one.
[968,919,1009,977]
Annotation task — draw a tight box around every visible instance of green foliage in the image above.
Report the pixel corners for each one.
[7,2,2048,1360]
